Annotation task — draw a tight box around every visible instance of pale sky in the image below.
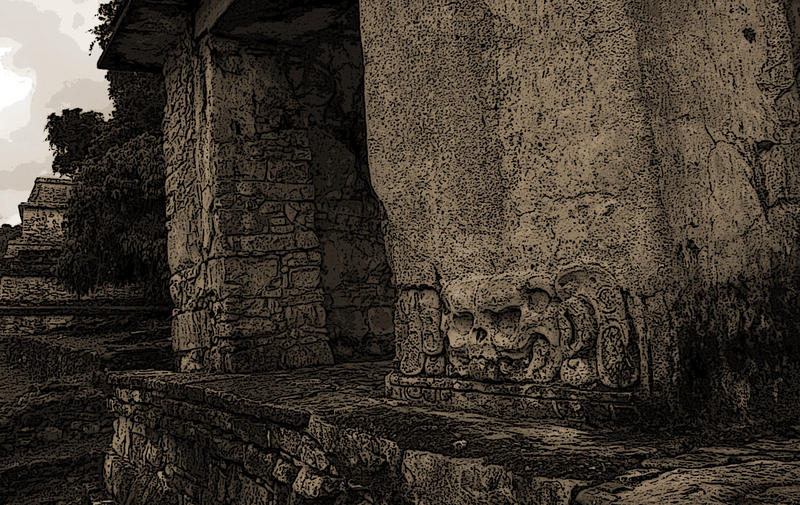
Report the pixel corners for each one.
[0,0,111,225]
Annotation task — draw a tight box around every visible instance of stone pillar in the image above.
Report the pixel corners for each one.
[361,0,800,422]
[164,31,333,372]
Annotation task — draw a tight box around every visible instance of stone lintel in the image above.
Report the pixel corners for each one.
[203,0,360,43]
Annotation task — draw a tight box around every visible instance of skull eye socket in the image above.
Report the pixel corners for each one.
[452,313,474,333]
[526,289,551,312]
[491,308,521,333]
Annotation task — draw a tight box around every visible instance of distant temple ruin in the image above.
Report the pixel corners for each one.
[94,1,800,504]
[0,177,150,335]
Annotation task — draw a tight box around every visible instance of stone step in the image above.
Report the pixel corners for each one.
[0,365,114,505]
[0,313,171,505]
[0,438,110,505]
[0,372,112,456]
[0,305,171,342]
[2,316,172,380]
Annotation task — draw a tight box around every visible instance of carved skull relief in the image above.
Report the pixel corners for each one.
[438,267,639,388]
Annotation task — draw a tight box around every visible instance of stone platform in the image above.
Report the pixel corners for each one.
[104,362,800,505]
[0,352,112,505]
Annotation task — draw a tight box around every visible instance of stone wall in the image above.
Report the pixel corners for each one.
[16,177,73,245]
[17,205,65,245]
[0,225,20,257]
[298,17,395,362]
[360,0,800,423]
[163,5,394,372]
[104,367,400,505]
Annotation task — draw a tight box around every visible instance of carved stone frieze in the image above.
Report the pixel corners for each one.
[394,266,639,390]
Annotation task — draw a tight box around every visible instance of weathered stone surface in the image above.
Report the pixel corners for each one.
[100,362,800,505]
[158,6,394,372]
[576,460,800,505]
[0,310,173,505]
[361,0,800,422]
[386,372,637,422]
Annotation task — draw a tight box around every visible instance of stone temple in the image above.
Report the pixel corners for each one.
[0,177,151,337]
[51,0,800,503]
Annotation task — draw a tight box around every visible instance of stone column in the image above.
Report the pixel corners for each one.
[164,31,332,372]
[361,0,800,421]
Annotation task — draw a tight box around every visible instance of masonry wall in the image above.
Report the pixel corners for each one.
[104,373,393,505]
[18,205,65,245]
[296,23,396,362]
[163,8,394,372]
[0,225,20,257]
[0,276,148,305]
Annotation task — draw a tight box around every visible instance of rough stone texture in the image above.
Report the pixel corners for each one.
[162,4,394,372]
[0,307,173,505]
[0,224,20,258]
[0,276,149,305]
[99,363,635,505]
[575,440,800,504]
[103,363,800,505]
[386,373,637,423]
[0,306,166,338]
[16,177,72,245]
[360,0,800,422]
[3,313,173,379]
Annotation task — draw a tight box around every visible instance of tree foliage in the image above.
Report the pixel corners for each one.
[45,109,107,176]
[46,1,170,303]
[90,0,125,53]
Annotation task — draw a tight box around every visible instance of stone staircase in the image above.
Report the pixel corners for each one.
[0,313,172,505]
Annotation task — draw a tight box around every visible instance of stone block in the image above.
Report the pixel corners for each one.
[234,182,314,201]
[238,233,297,253]
[171,311,212,352]
[244,445,278,478]
[282,340,334,368]
[292,466,341,499]
[289,267,321,289]
[222,256,280,296]
[285,304,326,328]
[268,160,311,183]
[239,474,272,505]
[273,458,300,485]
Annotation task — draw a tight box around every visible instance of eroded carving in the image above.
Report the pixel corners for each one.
[394,288,442,376]
[396,266,639,389]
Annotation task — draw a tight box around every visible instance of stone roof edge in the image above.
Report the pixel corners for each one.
[96,0,137,71]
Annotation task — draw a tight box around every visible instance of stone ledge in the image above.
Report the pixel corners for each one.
[0,305,171,315]
[103,362,715,505]
[3,325,172,379]
[97,0,191,71]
